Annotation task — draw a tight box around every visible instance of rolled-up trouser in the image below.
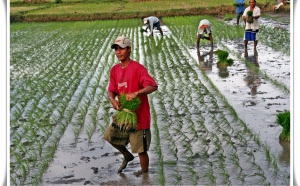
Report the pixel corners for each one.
[104,123,151,153]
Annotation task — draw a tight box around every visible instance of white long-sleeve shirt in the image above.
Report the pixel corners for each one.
[146,16,159,33]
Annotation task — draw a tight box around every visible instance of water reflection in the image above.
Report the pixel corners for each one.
[118,171,153,185]
[279,140,290,165]
[218,68,229,78]
[244,50,261,96]
[197,49,213,72]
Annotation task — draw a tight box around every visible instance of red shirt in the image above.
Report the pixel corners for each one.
[108,60,157,130]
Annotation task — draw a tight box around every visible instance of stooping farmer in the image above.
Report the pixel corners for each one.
[196,19,213,51]
[104,36,158,175]
[142,16,164,36]
[242,0,261,51]
[234,0,245,25]
[273,0,290,13]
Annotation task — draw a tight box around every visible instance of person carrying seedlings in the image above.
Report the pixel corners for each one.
[104,36,158,175]
[196,19,213,51]
[234,0,245,25]
[142,16,163,37]
[242,0,261,51]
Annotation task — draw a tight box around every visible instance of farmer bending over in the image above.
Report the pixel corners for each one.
[143,16,163,36]
[242,0,261,51]
[104,36,157,175]
[197,19,213,51]
[273,0,290,13]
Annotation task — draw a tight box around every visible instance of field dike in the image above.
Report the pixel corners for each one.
[10,1,289,23]
[10,15,290,185]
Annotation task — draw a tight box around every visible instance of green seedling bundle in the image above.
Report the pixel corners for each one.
[247,10,254,23]
[215,49,234,67]
[113,94,141,131]
[276,111,290,142]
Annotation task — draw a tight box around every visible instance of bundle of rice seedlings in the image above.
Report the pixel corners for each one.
[216,50,229,61]
[217,61,228,68]
[215,50,234,68]
[247,10,254,23]
[276,111,290,142]
[233,3,238,7]
[113,94,141,131]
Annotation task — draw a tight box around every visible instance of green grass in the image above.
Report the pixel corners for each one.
[10,0,277,22]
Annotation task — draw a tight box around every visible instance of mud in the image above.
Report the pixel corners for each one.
[43,19,290,185]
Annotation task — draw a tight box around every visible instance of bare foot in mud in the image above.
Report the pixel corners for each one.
[117,154,134,173]
[133,169,148,177]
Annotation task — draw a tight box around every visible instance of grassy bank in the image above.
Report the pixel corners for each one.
[10,0,290,22]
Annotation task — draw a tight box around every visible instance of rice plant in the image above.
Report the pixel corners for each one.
[276,111,290,142]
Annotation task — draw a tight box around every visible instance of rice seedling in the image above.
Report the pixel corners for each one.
[113,94,141,131]
[276,111,290,142]
[9,16,290,185]
[149,97,166,185]
[246,10,254,23]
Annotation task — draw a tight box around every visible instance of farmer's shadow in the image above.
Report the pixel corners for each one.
[244,50,261,96]
[197,49,213,72]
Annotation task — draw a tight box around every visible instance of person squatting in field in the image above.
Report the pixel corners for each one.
[242,0,261,51]
[143,16,164,36]
[196,19,213,51]
[104,36,158,175]
[235,0,245,25]
[273,0,290,13]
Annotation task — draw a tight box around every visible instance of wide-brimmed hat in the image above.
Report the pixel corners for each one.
[111,36,131,49]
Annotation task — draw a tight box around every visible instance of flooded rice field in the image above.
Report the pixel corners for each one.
[10,15,290,185]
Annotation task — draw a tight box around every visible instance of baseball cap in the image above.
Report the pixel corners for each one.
[143,18,148,24]
[111,36,131,49]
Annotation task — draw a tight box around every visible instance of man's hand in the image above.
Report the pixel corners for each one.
[108,92,120,110]
[110,98,120,110]
[125,92,138,101]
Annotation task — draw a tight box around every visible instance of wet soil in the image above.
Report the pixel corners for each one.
[43,17,290,185]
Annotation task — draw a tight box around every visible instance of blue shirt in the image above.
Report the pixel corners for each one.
[235,0,245,14]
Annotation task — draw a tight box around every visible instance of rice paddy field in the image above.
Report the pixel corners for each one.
[10,14,290,185]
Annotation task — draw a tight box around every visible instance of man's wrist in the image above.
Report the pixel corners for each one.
[134,91,140,96]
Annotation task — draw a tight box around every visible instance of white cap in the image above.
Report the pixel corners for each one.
[111,36,131,49]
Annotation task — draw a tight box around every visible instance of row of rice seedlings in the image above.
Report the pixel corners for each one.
[143,36,201,184]
[259,25,290,54]
[10,21,110,185]
[10,29,84,125]
[159,37,264,183]
[85,33,121,142]
[70,27,121,143]
[143,37,186,164]
[161,23,288,185]
[149,95,166,185]
[9,21,98,183]
[147,36,230,184]
[13,72,82,183]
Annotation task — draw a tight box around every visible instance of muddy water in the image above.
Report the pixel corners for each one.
[42,23,290,185]
[189,41,290,169]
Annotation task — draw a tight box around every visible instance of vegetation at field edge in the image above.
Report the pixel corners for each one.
[10,0,290,22]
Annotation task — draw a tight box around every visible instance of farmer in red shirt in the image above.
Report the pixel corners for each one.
[104,36,157,175]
